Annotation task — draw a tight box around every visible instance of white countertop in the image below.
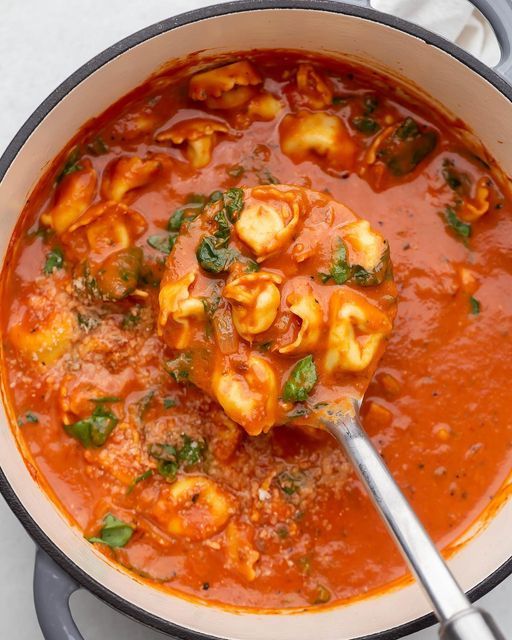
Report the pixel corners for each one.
[0,1,511,638]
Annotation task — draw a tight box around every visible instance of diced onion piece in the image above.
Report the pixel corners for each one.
[101,156,161,202]
[158,271,205,348]
[223,272,282,341]
[41,160,97,234]
[325,289,392,373]
[278,285,323,354]
[189,61,262,101]
[213,355,278,435]
[280,111,356,171]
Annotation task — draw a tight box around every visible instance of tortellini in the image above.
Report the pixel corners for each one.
[246,93,283,122]
[41,160,97,234]
[213,354,278,436]
[10,310,75,366]
[296,63,333,110]
[280,111,356,170]
[235,187,300,260]
[223,272,282,341]
[189,61,262,109]
[342,219,388,273]
[158,271,205,348]
[101,156,161,202]
[325,289,392,373]
[62,201,147,263]
[156,118,228,168]
[278,285,323,354]
[225,520,260,581]
[461,177,490,221]
[152,476,234,540]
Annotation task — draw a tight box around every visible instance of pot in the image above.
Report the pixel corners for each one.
[1,1,512,639]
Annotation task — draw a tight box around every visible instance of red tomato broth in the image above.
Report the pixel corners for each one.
[1,51,512,610]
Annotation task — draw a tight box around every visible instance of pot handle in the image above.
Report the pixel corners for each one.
[34,549,85,640]
[467,0,512,81]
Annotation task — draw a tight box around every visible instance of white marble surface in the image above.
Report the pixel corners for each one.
[0,1,511,638]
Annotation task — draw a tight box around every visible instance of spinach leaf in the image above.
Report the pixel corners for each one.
[168,200,205,232]
[196,236,238,273]
[329,238,351,284]
[223,187,244,222]
[352,116,380,135]
[469,295,481,315]
[378,117,437,176]
[351,244,390,287]
[43,247,64,275]
[282,355,318,403]
[443,206,472,239]
[147,233,176,255]
[64,403,118,447]
[56,147,82,183]
[213,209,232,242]
[88,513,133,548]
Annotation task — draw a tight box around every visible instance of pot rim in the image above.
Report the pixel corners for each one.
[1,2,512,639]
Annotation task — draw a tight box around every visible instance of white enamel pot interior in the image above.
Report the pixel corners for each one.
[1,2,512,639]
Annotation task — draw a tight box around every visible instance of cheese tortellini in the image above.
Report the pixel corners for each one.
[101,156,161,202]
[343,219,388,273]
[41,159,97,234]
[325,289,392,373]
[223,272,282,340]
[279,285,323,354]
[213,355,278,436]
[280,111,357,170]
[152,476,235,540]
[158,271,205,348]
[10,310,75,366]
[189,61,262,109]
[235,188,301,260]
[156,118,228,168]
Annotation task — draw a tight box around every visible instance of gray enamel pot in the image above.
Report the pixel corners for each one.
[1,1,512,639]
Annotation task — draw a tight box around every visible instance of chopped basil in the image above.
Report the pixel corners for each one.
[126,469,153,495]
[149,434,207,480]
[352,116,380,135]
[276,471,303,496]
[88,513,134,548]
[43,247,64,275]
[56,147,82,183]
[378,117,437,176]
[137,390,155,419]
[86,136,108,156]
[283,355,318,403]
[77,312,100,331]
[64,403,118,448]
[168,200,205,232]
[469,296,481,315]
[163,397,177,409]
[147,233,176,255]
[442,159,471,195]
[443,206,472,239]
[121,305,142,329]
[363,96,378,114]
[165,353,191,382]
[209,190,223,202]
[243,259,260,273]
[223,187,244,222]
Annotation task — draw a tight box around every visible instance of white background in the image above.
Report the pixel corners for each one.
[0,1,511,638]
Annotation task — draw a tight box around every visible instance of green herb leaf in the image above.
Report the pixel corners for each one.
[196,236,238,273]
[227,164,245,178]
[351,245,390,287]
[178,434,207,468]
[163,397,177,409]
[77,313,100,331]
[90,396,121,404]
[126,469,153,495]
[18,411,39,426]
[43,247,64,275]
[469,295,481,315]
[137,390,155,419]
[209,190,223,203]
[214,208,232,242]
[88,513,134,548]
[363,96,378,115]
[329,238,351,284]
[121,305,142,329]
[283,355,318,403]
[352,116,380,135]
[378,117,437,176]
[65,403,118,448]
[165,353,191,382]
[86,136,109,156]
[443,206,472,239]
[168,200,204,231]
[147,234,176,255]
[56,147,82,183]
[276,471,303,496]
[223,187,244,222]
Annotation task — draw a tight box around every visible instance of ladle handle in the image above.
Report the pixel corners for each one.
[322,410,505,639]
